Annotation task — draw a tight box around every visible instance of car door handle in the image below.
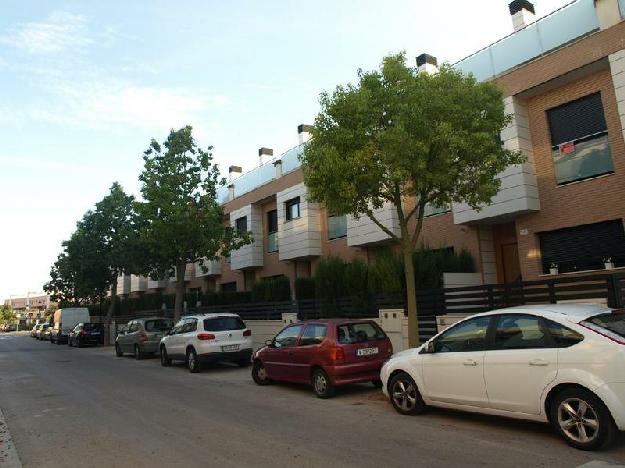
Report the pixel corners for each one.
[529,359,549,366]
[462,359,478,366]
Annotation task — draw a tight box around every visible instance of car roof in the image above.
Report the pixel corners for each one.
[132,317,172,322]
[182,313,242,319]
[472,303,612,323]
[292,318,377,326]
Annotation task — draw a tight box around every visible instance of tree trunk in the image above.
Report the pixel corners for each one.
[105,276,118,345]
[403,240,420,347]
[174,262,186,321]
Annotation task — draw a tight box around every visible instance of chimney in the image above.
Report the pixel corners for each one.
[298,124,313,144]
[416,54,438,74]
[509,0,535,31]
[228,165,242,182]
[274,158,283,179]
[258,147,273,166]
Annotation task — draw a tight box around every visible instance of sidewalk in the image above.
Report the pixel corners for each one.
[0,407,22,468]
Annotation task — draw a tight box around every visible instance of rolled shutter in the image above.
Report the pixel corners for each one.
[547,92,607,147]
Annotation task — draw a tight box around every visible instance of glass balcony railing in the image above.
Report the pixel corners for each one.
[620,0,625,18]
[454,0,599,82]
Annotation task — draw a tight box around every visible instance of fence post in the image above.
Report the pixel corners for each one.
[487,285,494,310]
[548,281,557,304]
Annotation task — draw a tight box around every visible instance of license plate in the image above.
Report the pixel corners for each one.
[356,347,379,356]
[91,332,100,335]
[222,344,239,352]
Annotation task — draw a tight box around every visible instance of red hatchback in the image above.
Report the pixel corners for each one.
[251,319,393,398]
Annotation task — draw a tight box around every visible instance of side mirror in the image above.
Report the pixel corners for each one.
[265,339,274,347]
[420,340,435,354]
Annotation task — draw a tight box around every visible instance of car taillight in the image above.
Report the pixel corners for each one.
[197,333,216,341]
[79,330,85,336]
[330,346,345,363]
[243,329,251,337]
[139,333,148,342]
[580,322,625,345]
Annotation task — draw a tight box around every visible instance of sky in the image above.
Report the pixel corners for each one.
[0,0,570,302]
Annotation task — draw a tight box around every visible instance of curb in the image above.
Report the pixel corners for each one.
[0,408,22,468]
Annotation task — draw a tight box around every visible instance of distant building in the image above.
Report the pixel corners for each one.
[4,292,51,323]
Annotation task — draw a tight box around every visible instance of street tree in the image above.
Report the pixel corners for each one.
[0,304,16,325]
[136,125,250,320]
[302,53,523,346]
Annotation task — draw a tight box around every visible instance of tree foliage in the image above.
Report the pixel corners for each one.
[0,304,16,324]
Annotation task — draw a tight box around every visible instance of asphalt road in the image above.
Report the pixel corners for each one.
[1,334,625,468]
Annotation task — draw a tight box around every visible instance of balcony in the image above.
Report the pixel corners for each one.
[130,275,148,293]
[230,205,263,270]
[116,274,131,296]
[453,0,599,81]
[147,278,168,290]
[276,183,322,261]
[347,203,401,247]
[194,258,221,277]
[169,263,195,282]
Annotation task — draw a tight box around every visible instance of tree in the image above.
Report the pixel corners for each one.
[302,53,524,346]
[0,304,16,324]
[136,126,250,320]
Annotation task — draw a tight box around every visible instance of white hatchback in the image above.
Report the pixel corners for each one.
[381,304,625,450]
[159,313,252,373]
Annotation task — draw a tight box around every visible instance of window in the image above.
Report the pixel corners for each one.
[544,319,584,348]
[172,320,185,334]
[328,214,347,239]
[235,216,248,232]
[547,92,614,185]
[220,282,237,292]
[181,318,198,334]
[128,322,139,333]
[299,324,327,346]
[337,322,386,344]
[203,316,246,332]
[582,313,625,342]
[274,325,302,348]
[144,319,174,332]
[267,210,278,253]
[494,315,548,350]
[539,220,625,273]
[285,197,300,221]
[434,316,490,353]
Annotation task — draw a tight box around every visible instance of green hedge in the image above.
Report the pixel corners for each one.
[252,276,291,302]
[295,277,316,300]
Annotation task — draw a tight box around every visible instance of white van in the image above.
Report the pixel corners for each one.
[50,308,90,344]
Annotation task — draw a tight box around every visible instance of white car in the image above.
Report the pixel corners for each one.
[159,313,252,373]
[381,304,625,450]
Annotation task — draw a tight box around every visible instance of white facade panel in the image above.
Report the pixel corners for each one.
[346,202,400,247]
[452,96,540,224]
[130,275,148,293]
[609,50,625,146]
[230,204,263,270]
[169,263,195,282]
[147,278,168,289]
[277,182,322,261]
[116,274,131,296]
[194,258,222,277]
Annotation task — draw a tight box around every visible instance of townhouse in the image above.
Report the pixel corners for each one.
[121,0,625,300]
[4,293,50,322]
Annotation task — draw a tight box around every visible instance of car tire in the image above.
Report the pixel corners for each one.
[134,344,143,360]
[389,372,426,415]
[312,368,334,399]
[115,343,123,357]
[372,379,383,388]
[187,348,201,373]
[160,346,171,367]
[252,361,271,385]
[550,387,617,451]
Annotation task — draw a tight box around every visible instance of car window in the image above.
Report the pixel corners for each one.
[128,323,139,333]
[274,325,303,348]
[299,324,327,346]
[144,319,173,332]
[181,319,198,334]
[582,312,625,341]
[435,316,491,353]
[203,317,245,332]
[337,322,386,344]
[494,315,549,350]
[171,320,185,335]
[544,319,584,347]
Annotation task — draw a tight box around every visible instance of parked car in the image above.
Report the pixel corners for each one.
[36,324,50,340]
[4,323,17,332]
[31,324,40,337]
[380,304,625,451]
[115,318,173,359]
[68,322,104,347]
[159,314,252,372]
[252,319,393,398]
[50,308,90,344]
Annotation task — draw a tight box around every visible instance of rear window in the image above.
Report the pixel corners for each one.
[145,319,174,332]
[337,322,386,344]
[83,323,103,331]
[582,313,625,340]
[203,317,246,332]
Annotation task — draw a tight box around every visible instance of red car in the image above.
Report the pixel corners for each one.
[251,319,393,398]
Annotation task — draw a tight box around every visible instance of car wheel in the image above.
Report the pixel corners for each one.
[252,361,271,385]
[389,372,426,415]
[312,368,334,399]
[187,348,201,373]
[160,346,172,367]
[372,379,383,388]
[134,344,143,360]
[550,388,617,451]
[115,343,123,357]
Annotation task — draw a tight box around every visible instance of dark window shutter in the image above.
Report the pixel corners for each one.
[539,220,625,273]
[547,92,607,147]
[267,210,278,233]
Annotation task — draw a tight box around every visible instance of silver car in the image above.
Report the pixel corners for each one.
[115,318,173,360]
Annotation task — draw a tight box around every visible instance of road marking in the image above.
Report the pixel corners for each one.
[577,462,625,467]
[0,407,22,468]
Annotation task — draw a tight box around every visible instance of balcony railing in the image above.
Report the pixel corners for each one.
[454,0,599,82]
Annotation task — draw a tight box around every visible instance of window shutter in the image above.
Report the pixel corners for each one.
[547,92,607,147]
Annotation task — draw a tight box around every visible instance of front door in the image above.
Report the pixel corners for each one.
[501,243,522,283]
[263,325,303,381]
[484,314,558,414]
[421,316,491,407]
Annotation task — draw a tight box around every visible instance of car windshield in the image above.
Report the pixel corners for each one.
[582,312,625,339]
[145,319,173,332]
[42,324,50,329]
[203,317,245,332]
[337,322,386,344]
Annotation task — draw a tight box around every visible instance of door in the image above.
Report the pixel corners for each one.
[421,316,491,407]
[501,243,522,283]
[483,314,558,414]
[262,325,303,381]
[289,324,328,383]
[122,322,139,352]
[166,319,186,358]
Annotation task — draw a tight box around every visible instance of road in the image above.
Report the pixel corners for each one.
[1,334,625,468]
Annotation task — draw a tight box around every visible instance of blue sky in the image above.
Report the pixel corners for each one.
[0,0,569,301]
